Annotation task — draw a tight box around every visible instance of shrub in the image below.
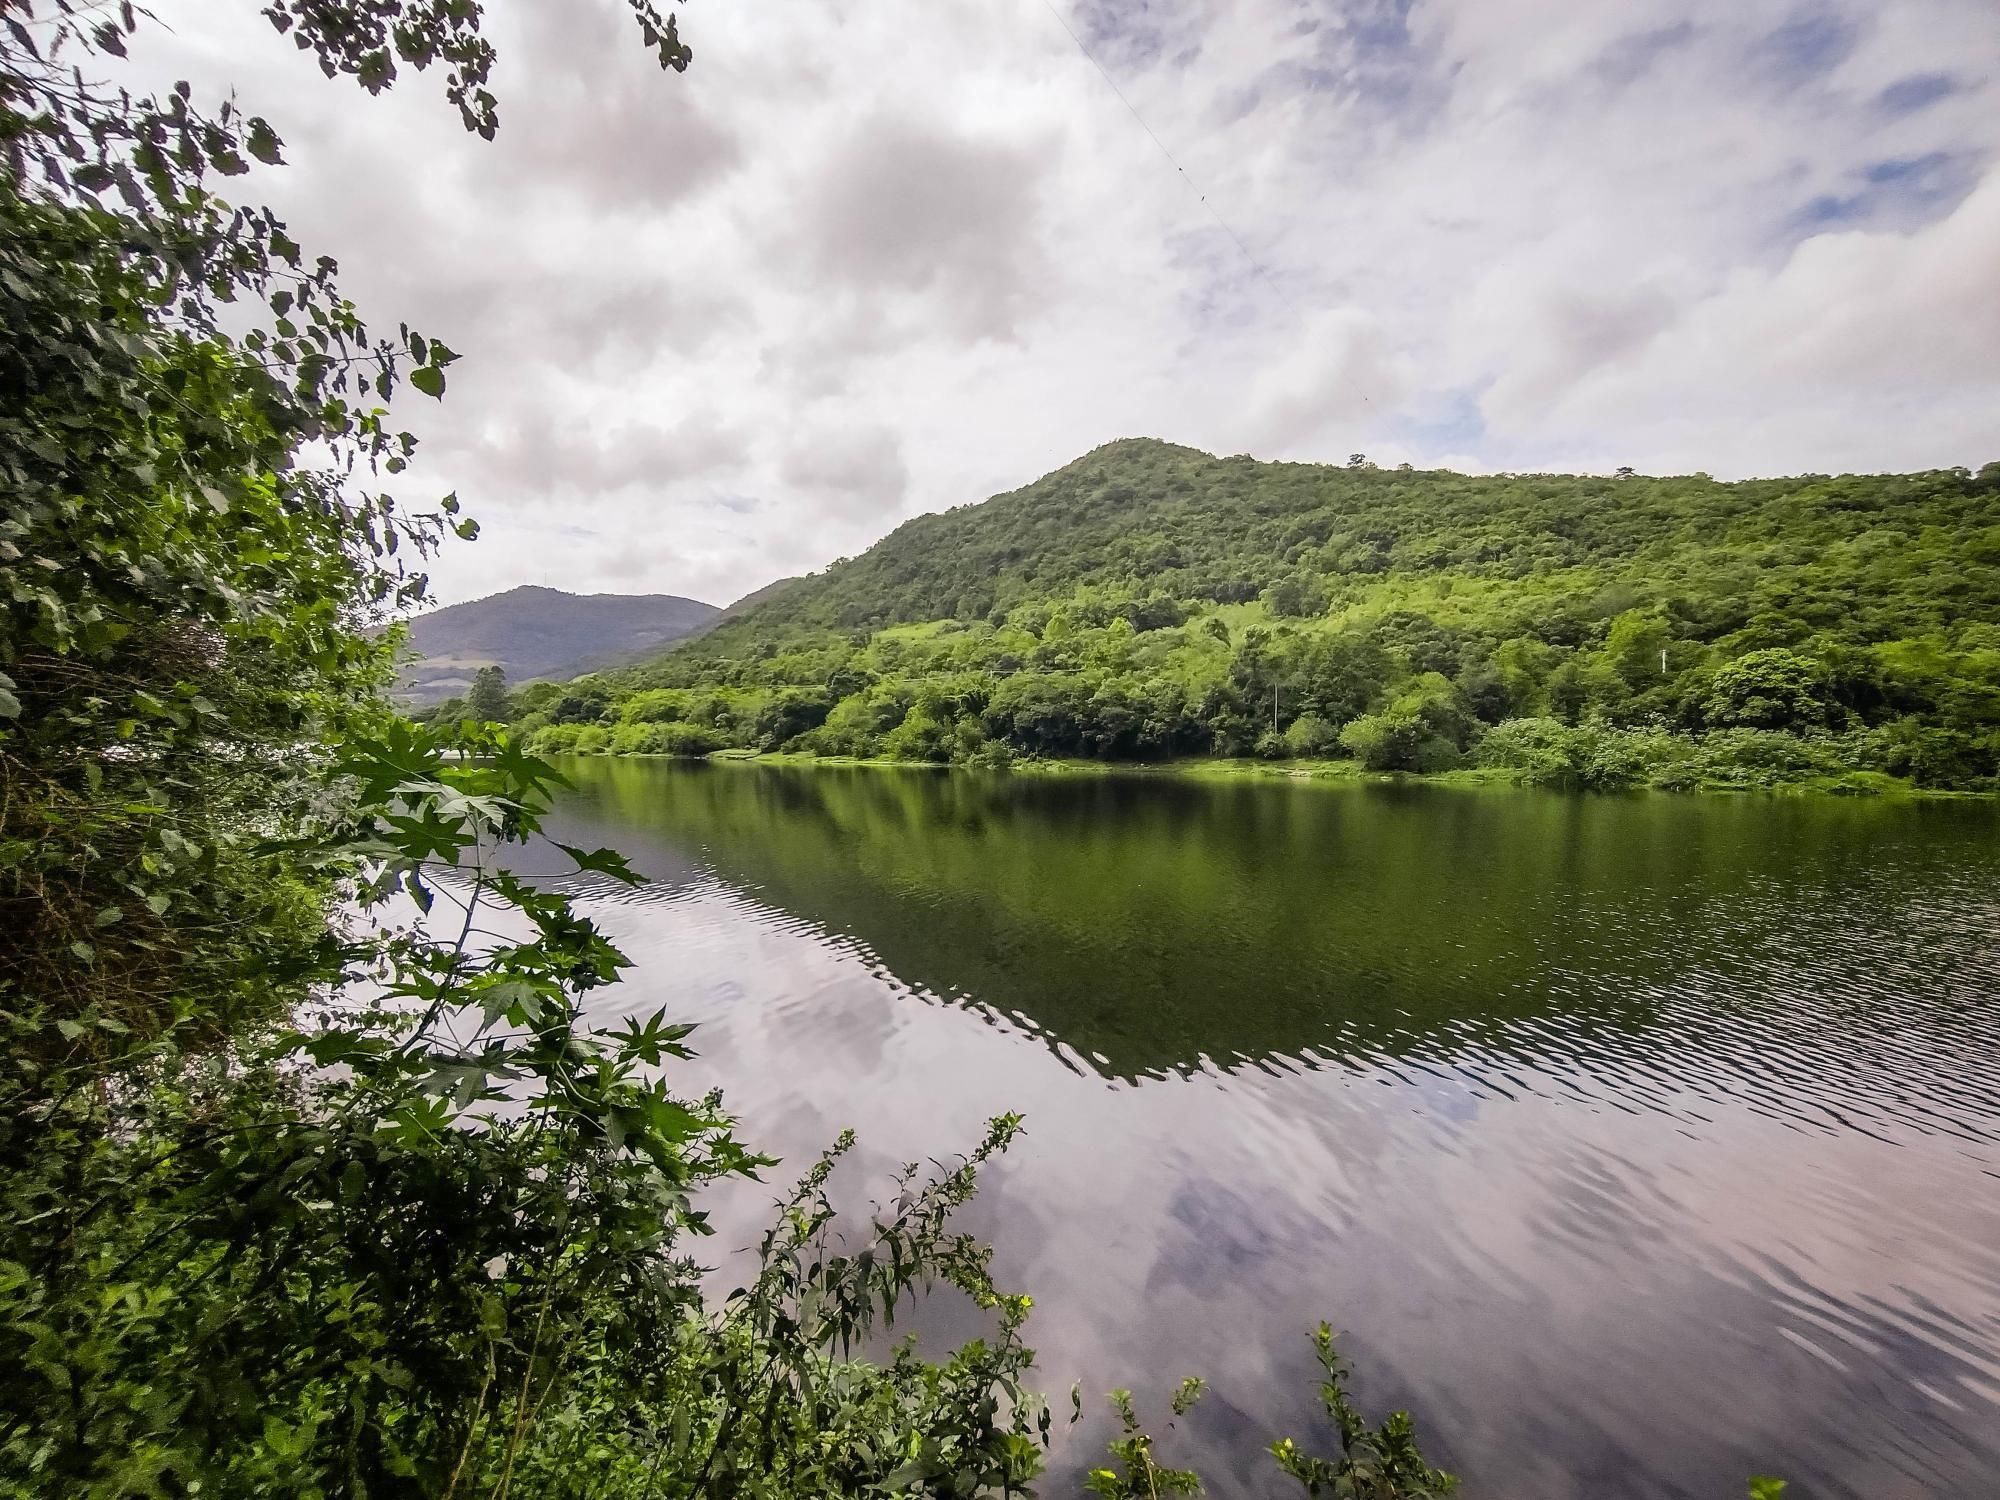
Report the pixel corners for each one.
[1341,712,1461,772]
[611,720,722,756]
[1691,729,1841,787]
[1283,712,1340,757]
[962,738,1016,771]
[1861,718,2000,789]
[528,722,588,755]
[1334,674,1469,771]
[655,720,726,756]
[1819,770,1899,796]
[1476,718,1685,790]
[882,706,956,762]
[617,688,689,724]
[1475,717,1582,784]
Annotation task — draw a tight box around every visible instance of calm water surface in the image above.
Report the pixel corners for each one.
[541,759,2000,1499]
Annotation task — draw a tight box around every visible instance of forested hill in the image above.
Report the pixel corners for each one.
[513,440,2000,791]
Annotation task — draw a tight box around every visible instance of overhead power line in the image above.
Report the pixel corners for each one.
[1034,0,1297,317]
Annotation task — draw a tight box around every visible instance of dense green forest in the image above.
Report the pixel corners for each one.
[513,441,2000,792]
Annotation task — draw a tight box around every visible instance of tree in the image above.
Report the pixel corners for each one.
[1338,674,1469,772]
[1704,648,1833,731]
[1263,574,1328,619]
[1602,610,1674,689]
[1284,712,1339,756]
[466,663,509,721]
[0,0,693,1026]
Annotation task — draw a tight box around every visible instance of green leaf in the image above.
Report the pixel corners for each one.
[409,364,445,399]
[247,118,285,164]
[554,841,644,885]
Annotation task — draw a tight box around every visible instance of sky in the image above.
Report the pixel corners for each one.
[143,0,2000,608]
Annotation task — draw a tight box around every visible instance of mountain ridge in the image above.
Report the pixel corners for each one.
[397,584,720,703]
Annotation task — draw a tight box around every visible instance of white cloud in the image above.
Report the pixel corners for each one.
[779,423,911,522]
[136,0,2000,606]
[1246,309,1412,456]
[1523,164,2000,473]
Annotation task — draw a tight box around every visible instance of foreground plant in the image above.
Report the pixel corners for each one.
[1,718,1463,1497]
[0,719,1027,1494]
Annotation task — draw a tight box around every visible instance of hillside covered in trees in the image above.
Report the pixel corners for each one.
[516,440,2000,791]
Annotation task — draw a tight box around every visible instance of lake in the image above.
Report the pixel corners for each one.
[538,758,2000,1498]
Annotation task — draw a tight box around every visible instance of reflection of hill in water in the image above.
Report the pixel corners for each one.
[542,761,2000,1139]
[531,761,2000,1500]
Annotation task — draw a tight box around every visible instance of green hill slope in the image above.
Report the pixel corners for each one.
[515,440,2000,791]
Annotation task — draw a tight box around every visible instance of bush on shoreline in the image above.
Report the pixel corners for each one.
[525,710,1986,796]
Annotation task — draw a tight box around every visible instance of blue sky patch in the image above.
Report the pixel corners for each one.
[1391,387,1487,456]
[1754,7,1859,90]
[1878,71,1958,115]
[1796,150,1979,232]
[1593,22,1697,90]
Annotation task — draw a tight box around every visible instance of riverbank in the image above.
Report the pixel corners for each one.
[728,748,1507,787]
[672,748,1978,798]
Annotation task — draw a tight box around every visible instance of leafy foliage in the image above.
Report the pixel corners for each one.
[1269,1326,1457,1498]
[1082,1383,1207,1498]
[539,441,2000,791]
[0,0,467,1036]
[0,722,1054,1497]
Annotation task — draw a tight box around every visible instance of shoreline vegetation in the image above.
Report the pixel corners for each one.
[529,742,1991,799]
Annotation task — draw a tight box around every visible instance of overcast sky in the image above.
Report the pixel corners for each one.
[146,1,1999,608]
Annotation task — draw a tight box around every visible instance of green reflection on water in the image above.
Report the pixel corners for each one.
[549,759,2000,1081]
